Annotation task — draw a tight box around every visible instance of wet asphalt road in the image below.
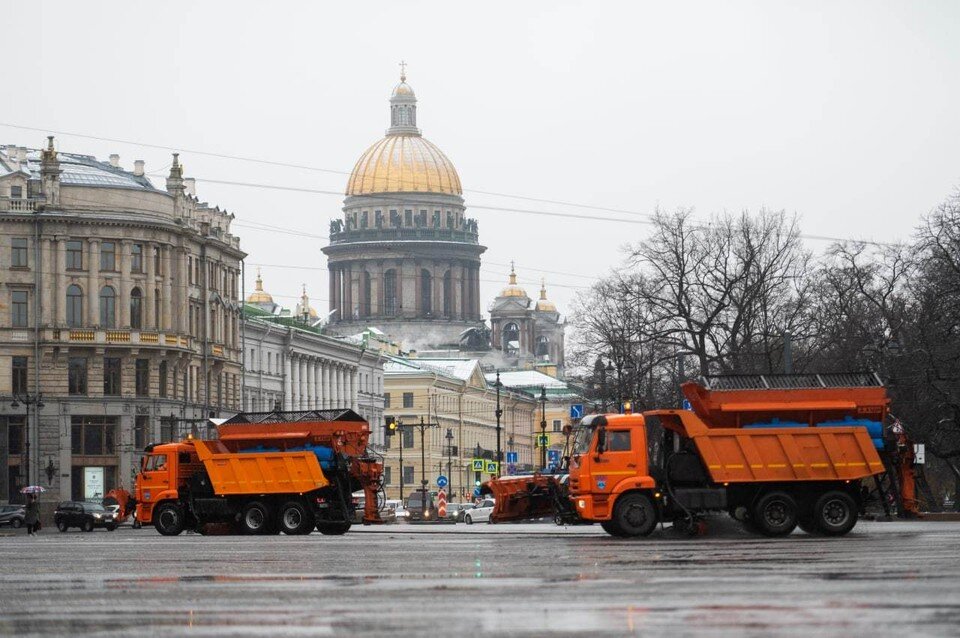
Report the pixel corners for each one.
[1,519,959,637]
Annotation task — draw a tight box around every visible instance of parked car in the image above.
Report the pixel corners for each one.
[464,499,496,524]
[379,504,397,523]
[54,501,117,532]
[455,503,475,522]
[0,504,25,528]
[387,500,411,521]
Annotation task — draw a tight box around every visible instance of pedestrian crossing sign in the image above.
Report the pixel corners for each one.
[472,458,484,471]
[536,434,550,448]
[485,461,499,475]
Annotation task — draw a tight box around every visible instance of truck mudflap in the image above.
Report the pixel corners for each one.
[484,474,579,523]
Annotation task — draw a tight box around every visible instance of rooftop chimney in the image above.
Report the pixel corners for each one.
[17,147,27,163]
[133,160,145,176]
[109,154,120,168]
[183,177,196,197]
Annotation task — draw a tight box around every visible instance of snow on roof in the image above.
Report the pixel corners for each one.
[487,370,568,389]
[414,358,480,382]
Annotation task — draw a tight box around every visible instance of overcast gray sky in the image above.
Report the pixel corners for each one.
[5,1,959,321]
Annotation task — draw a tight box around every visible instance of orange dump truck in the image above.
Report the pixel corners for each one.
[135,409,383,536]
[486,373,889,537]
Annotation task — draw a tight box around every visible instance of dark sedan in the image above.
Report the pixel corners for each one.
[0,504,25,528]
[54,501,117,532]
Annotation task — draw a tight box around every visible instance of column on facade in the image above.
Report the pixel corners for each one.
[352,367,359,410]
[306,358,315,410]
[289,354,299,410]
[161,246,172,332]
[144,242,156,330]
[344,264,355,320]
[395,260,405,317]
[313,360,322,409]
[333,365,341,408]
[298,357,307,410]
[452,262,462,320]
[283,353,293,410]
[118,240,131,327]
[87,239,100,326]
[321,360,330,409]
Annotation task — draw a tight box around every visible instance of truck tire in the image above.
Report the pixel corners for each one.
[316,522,351,535]
[154,502,186,536]
[752,491,798,536]
[612,493,658,537]
[812,491,857,536]
[279,500,314,535]
[240,501,272,535]
[600,520,625,537]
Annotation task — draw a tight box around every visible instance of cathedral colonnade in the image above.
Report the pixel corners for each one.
[283,352,359,411]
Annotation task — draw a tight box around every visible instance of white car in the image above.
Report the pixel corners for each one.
[464,499,495,524]
[386,500,410,521]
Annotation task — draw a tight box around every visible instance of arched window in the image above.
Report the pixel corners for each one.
[154,288,161,327]
[130,287,143,329]
[99,286,116,328]
[443,270,452,317]
[503,322,520,353]
[383,269,397,316]
[420,269,432,316]
[66,284,83,327]
[158,361,168,398]
[362,271,371,317]
[536,335,550,357]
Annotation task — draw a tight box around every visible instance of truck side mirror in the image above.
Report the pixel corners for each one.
[596,425,607,456]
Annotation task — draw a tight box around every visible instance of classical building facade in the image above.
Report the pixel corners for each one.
[322,72,486,350]
[382,357,537,502]
[242,276,387,450]
[489,265,566,375]
[0,139,244,503]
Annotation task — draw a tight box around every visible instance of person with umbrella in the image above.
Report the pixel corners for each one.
[21,486,44,536]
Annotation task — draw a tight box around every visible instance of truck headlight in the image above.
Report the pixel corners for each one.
[578,499,586,509]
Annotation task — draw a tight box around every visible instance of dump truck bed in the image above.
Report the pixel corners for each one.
[192,439,330,496]
[661,410,886,483]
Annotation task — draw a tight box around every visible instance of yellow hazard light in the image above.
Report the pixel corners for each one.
[187,433,193,440]
[623,401,632,414]
[578,499,586,509]
[654,492,661,499]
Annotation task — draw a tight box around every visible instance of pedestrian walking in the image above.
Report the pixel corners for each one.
[24,495,40,536]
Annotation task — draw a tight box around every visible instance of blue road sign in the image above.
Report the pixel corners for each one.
[682,399,692,410]
[570,403,584,419]
[506,451,518,464]
[473,486,482,497]
[437,475,448,488]
[548,449,561,463]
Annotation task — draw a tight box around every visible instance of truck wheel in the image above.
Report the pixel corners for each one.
[813,491,857,536]
[240,501,272,535]
[154,503,186,536]
[316,522,351,535]
[613,493,658,537]
[753,491,798,536]
[279,501,314,535]
[600,520,625,537]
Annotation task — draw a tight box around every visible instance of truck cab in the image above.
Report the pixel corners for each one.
[135,441,200,525]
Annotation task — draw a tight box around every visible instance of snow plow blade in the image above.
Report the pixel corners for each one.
[484,474,576,523]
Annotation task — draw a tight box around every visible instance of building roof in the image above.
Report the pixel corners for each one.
[488,370,568,389]
[1,145,159,192]
[498,263,529,299]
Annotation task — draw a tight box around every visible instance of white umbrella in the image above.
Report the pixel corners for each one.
[20,485,46,495]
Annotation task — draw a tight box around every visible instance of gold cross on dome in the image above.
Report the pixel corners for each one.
[399,60,407,81]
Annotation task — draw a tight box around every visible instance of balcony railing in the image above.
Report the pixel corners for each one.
[328,226,480,245]
[0,197,43,213]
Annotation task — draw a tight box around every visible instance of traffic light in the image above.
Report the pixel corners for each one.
[384,416,397,436]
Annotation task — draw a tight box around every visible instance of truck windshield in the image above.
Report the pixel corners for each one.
[145,454,167,471]
[571,425,595,456]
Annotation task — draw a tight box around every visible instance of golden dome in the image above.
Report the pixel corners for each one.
[346,134,462,196]
[392,81,415,98]
[500,263,529,298]
[536,279,557,312]
[246,269,274,304]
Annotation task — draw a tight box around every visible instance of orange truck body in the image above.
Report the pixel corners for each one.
[135,409,383,536]
[487,374,890,537]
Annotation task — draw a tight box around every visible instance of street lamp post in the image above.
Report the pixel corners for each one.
[539,385,547,471]
[445,428,454,500]
[494,371,503,477]
[11,391,44,488]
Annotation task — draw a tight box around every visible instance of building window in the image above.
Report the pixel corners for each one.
[402,392,414,408]
[404,209,412,226]
[100,241,116,271]
[99,286,116,327]
[420,269,432,315]
[552,419,562,433]
[401,429,414,449]
[135,415,149,450]
[11,357,27,394]
[103,357,121,396]
[402,465,415,485]
[158,361,168,398]
[10,185,22,198]
[383,466,392,485]
[383,269,397,316]
[154,288,160,324]
[154,246,161,274]
[130,287,142,329]
[71,416,118,455]
[131,244,143,273]
[8,417,25,455]
[135,359,149,397]
[68,357,88,395]
[384,393,391,408]
[362,271,371,317]
[443,270,452,317]
[66,284,83,327]
[11,290,28,327]
[11,238,28,268]
[66,240,83,270]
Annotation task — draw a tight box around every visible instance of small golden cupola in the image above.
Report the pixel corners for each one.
[246,268,275,305]
[500,262,529,299]
[535,278,557,312]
